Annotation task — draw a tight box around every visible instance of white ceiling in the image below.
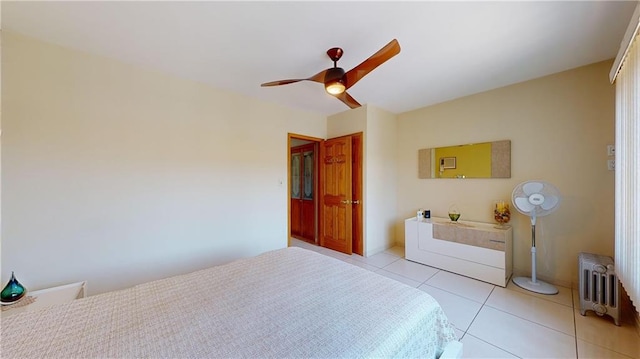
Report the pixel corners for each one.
[2,1,636,116]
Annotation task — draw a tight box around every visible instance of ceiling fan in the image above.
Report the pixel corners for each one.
[261,39,401,109]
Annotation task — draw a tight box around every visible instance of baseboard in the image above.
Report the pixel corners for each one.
[366,242,395,257]
[553,278,573,290]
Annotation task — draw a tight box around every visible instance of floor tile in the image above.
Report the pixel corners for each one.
[316,246,353,261]
[577,339,635,359]
[573,288,580,309]
[574,310,640,358]
[374,269,422,288]
[384,246,404,258]
[346,259,382,272]
[460,334,518,358]
[506,278,573,307]
[426,270,495,303]
[486,286,575,335]
[290,238,317,250]
[454,328,465,340]
[468,306,576,358]
[382,259,439,283]
[352,251,399,268]
[418,284,483,332]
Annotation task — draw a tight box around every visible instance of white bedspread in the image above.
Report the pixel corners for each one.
[1,247,457,358]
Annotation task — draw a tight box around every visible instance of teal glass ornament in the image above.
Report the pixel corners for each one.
[1,272,27,303]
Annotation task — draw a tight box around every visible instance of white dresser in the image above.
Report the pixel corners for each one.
[405,217,512,287]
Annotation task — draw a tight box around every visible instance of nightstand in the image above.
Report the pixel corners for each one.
[1,281,86,317]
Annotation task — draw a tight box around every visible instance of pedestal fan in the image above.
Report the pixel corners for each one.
[511,180,561,295]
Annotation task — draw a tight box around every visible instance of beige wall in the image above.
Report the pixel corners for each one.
[363,105,398,255]
[396,60,616,287]
[1,32,327,295]
[327,105,398,256]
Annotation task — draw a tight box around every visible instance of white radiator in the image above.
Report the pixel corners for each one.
[578,253,620,326]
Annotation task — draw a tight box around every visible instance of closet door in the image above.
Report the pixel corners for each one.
[300,148,315,240]
[290,151,302,238]
[291,143,316,242]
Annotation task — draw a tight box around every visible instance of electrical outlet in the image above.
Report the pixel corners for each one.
[608,159,615,171]
[607,145,615,156]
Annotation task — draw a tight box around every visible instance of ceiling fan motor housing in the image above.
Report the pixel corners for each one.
[324,67,345,83]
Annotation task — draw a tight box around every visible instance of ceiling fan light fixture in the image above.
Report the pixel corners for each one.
[325,80,346,95]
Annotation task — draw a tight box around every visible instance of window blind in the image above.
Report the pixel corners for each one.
[612,2,640,310]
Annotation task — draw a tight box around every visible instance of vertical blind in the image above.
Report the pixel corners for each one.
[612,3,640,309]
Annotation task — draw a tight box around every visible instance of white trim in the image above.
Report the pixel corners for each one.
[610,1,640,83]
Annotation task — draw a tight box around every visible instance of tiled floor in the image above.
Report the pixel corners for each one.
[291,239,640,359]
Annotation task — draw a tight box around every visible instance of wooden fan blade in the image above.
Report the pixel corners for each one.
[306,69,328,83]
[261,79,305,87]
[344,39,400,89]
[334,91,361,109]
[261,69,328,87]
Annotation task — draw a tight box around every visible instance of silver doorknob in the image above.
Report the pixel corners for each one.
[353,200,360,204]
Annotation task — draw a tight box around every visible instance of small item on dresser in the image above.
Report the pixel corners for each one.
[493,200,511,228]
[417,209,424,220]
[1,272,27,305]
[424,210,431,219]
[448,204,460,222]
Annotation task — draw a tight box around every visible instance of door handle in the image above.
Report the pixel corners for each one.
[352,200,360,205]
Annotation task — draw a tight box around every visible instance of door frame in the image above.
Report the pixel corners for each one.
[287,133,323,247]
[351,133,364,256]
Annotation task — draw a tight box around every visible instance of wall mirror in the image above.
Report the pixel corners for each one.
[418,140,511,179]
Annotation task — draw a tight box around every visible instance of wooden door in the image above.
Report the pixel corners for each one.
[320,136,352,254]
[291,151,303,237]
[291,143,315,242]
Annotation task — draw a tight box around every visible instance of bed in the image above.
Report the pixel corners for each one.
[1,247,461,358]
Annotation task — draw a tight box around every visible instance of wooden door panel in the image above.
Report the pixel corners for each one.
[320,136,352,254]
[322,202,347,249]
[290,151,302,237]
[301,200,314,240]
[291,199,301,236]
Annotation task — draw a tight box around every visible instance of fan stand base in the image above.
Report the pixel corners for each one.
[512,276,558,295]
